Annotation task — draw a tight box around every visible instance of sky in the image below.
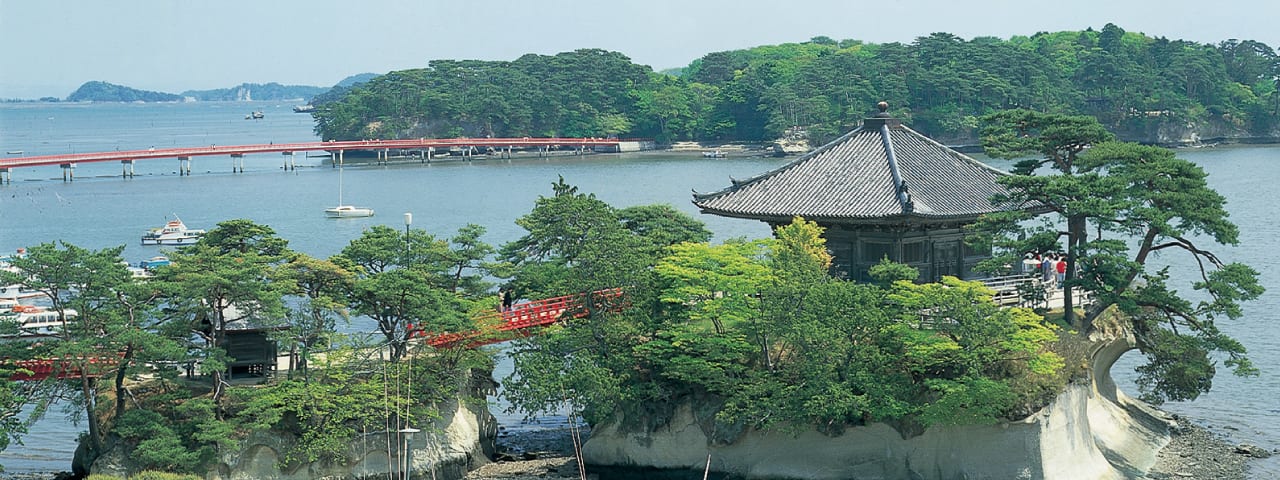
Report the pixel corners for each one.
[2,0,1278,99]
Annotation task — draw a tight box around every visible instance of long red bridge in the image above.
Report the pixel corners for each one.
[9,288,626,380]
[0,137,634,182]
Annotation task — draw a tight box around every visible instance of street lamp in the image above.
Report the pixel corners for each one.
[398,427,421,480]
[402,212,413,265]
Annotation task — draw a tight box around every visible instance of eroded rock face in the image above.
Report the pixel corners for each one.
[87,396,496,480]
[582,335,1173,480]
[208,398,495,480]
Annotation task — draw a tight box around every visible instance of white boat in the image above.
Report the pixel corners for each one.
[141,216,206,245]
[0,302,77,339]
[702,150,726,158]
[325,163,373,218]
[325,205,375,218]
[0,283,45,301]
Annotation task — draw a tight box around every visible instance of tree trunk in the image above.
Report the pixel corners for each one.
[80,373,102,454]
[1064,215,1087,330]
[113,345,135,421]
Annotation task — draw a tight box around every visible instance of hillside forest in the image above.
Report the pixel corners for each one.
[311,24,1280,146]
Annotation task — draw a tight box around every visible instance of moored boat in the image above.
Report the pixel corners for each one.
[139,256,171,270]
[141,217,206,245]
[324,205,375,218]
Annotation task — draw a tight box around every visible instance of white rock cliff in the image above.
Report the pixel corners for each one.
[581,333,1171,479]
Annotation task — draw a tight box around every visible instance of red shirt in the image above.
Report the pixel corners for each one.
[1055,260,1067,274]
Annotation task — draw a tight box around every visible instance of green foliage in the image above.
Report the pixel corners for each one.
[976,112,1264,403]
[868,258,920,286]
[314,30,1280,143]
[503,209,1065,433]
[337,222,493,361]
[112,409,204,472]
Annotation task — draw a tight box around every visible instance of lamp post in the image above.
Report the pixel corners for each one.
[398,427,421,480]
[403,212,413,265]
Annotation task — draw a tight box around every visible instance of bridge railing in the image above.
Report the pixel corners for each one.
[420,288,625,348]
[6,355,122,381]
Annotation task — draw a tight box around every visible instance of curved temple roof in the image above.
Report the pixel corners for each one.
[693,108,1018,224]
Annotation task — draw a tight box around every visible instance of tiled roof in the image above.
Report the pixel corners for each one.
[693,117,1017,222]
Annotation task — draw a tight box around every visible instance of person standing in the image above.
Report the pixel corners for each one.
[1055,256,1067,288]
[1041,254,1054,287]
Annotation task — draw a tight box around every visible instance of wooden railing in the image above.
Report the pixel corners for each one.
[6,356,121,381]
[418,288,626,348]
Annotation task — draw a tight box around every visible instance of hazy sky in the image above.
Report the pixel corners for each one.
[2,0,1277,99]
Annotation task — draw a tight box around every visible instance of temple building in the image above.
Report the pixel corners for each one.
[693,103,1024,282]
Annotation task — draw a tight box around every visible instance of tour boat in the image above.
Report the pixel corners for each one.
[141,217,206,245]
[0,302,77,339]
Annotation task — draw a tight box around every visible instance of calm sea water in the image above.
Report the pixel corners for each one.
[0,102,1276,477]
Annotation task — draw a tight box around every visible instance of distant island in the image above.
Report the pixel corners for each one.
[57,74,379,103]
[181,82,327,102]
[67,81,183,102]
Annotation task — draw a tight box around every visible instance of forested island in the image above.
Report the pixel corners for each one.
[66,81,184,103]
[311,24,1280,147]
[179,82,329,102]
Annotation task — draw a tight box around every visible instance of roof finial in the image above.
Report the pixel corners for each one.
[874,101,893,119]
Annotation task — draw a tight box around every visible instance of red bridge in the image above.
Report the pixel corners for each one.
[6,356,121,382]
[421,288,626,348]
[0,137,634,182]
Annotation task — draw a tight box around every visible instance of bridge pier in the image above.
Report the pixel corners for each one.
[59,163,74,182]
[0,168,9,185]
[178,156,191,176]
[121,159,135,178]
[231,153,244,173]
[282,151,295,171]
[427,147,434,162]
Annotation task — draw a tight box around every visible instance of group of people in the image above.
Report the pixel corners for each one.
[1027,253,1067,289]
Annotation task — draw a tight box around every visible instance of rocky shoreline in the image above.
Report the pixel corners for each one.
[1138,414,1272,480]
[467,414,1273,480]
[4,415,1269,480]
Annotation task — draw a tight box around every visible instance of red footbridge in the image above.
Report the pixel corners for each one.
[0,137,636,182]
[420,288,625,348]
[8,288,626,381]
[6,356,122,382]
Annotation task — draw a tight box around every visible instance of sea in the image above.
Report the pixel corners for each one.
[0,101,1277,478]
